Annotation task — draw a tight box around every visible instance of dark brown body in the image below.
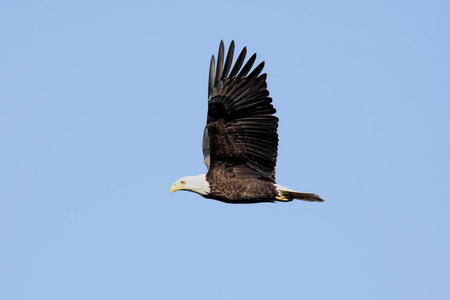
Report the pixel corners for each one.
[206,163,278,203]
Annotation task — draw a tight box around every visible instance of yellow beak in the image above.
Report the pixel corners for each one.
[170,182,184,193]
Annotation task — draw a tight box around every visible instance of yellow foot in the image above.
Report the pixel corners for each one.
[275,195,293,202]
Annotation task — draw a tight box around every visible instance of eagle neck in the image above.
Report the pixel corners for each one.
[190,174,210,196]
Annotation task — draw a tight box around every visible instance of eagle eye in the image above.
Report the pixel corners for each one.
[180,180,186,185]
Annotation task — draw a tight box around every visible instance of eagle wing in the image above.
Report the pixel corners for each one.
[204,40,279,181]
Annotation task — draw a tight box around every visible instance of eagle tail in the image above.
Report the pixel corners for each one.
[275,184,324,202]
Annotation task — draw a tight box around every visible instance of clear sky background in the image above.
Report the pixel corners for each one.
[1,1,449,299]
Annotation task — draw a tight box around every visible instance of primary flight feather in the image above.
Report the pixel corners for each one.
[171,41,324,204]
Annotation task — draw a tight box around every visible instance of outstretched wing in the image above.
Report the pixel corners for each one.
[205,40,278,181]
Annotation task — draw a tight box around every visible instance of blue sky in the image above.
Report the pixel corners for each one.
[1,1,449,299]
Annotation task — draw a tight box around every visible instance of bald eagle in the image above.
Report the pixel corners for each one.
[171,41,324,204]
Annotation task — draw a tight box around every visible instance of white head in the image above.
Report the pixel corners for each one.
[170,174,210,196]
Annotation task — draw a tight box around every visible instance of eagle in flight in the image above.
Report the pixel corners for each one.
[171,41,324,204]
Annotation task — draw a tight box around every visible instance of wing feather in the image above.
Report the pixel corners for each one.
[215,41,224,89]
[237,53,256,78]
[208,56,215,98]
[228,47,247,79]
[221,41,234,80]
